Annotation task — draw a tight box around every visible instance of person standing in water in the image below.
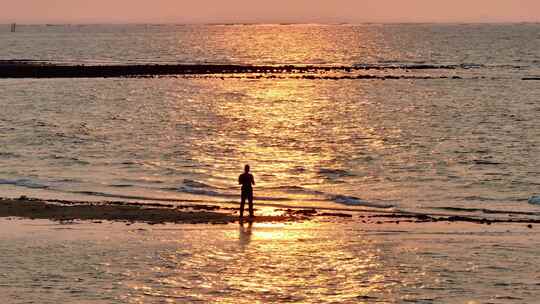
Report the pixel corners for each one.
[238,164,255,219]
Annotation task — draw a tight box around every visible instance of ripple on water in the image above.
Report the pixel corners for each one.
[1,220,540,303]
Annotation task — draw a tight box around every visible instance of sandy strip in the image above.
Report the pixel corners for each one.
[0,197,315,224]
[0,196,538,228]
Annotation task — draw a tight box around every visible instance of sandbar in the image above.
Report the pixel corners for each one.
[0,196,538,228]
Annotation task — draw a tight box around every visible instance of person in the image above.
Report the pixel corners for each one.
[238,164,255,219]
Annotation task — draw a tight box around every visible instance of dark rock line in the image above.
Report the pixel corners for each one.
[0,63,460,79]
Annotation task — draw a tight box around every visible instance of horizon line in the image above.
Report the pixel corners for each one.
[3,21,540,26]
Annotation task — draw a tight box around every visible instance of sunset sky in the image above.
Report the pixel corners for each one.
[3,0,540,24]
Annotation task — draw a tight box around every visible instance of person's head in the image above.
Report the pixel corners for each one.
[244,164,250,173]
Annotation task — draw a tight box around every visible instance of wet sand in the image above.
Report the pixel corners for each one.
[0,197,285,224]
[0,196,347,224]
[1,196,538,227]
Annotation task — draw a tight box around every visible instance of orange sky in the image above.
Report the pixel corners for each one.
[3,0,540,23]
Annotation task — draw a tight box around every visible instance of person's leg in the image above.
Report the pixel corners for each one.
[240,191,246,218]
[248,191,254,218]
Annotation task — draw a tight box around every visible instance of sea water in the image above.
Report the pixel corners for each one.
[1,24,540,217]
[0,219,539,303]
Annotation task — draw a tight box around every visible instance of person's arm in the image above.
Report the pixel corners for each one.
[251,175,255,186]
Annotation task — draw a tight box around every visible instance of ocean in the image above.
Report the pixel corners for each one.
[2,23,540,304]
[1,23,540,216]
[1,219,539,303]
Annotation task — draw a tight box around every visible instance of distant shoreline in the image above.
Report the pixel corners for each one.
[0,62,469,79]
[2,61,537,80]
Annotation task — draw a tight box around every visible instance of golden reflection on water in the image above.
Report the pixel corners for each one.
[197,76,394,210]
[238,221,252,248]
[211,79,387,188]
[218,221,387,302]
[116,221,444,303]
[238,221,321,243]
[211,25,384,66]
[210,80,320,187]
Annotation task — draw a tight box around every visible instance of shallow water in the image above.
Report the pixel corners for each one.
[0,219,538,303]
[1,24,539,72]
[1,24,540,216]
[1,76,539,216]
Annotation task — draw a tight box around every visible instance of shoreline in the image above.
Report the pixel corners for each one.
[1,196,538,227]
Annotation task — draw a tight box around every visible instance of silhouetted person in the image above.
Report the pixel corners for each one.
[238,164,255,219]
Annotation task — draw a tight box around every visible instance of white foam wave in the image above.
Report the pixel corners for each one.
[0,178,49,189]
[528,196,540,205]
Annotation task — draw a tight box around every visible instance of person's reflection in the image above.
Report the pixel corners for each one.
[239,220,253,248]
